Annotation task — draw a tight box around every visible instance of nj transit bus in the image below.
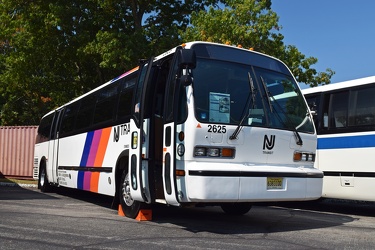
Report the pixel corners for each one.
[303,76,375,201]
[34,41,322,219]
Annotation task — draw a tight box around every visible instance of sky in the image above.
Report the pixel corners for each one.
[271,1,375,89]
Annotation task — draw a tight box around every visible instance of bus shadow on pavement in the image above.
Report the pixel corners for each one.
[268,199,375,217]
[54,186,114,208]
[150,203,356,235]
[0,185,58,200]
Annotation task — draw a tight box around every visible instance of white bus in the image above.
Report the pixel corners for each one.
[303,76,375,201]
[34,41,322,219]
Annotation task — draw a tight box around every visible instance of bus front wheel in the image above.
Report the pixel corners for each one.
[119,170,141,219]
[221,203,252,215]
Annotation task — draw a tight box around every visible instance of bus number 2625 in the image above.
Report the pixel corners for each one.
[208,125,226,133]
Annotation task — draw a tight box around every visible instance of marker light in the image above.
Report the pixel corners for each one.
[178,131,184,141]
[293,152,302,161]
[221,148,235,157]
[131,132,138,149]
[176,170,185,176]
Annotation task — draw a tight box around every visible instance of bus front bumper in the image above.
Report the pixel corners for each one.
[181,162,323,203]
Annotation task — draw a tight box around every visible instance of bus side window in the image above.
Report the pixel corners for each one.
[349,86,375,126]
[60,102,79,137]
[94,83,119,125]
[177,83,188,123]
[329,92,349,129]
[322,94,330,129]
[36,113,54,143]
[75,94,96,130]
[165,62,179,122]
[117,74,136,122]
[117,89,134,120]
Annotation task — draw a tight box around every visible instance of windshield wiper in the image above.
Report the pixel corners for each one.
[260,76,273,113]
[230,72,255,140]
[259,77,303,146]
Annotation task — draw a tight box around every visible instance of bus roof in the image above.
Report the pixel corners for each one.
[302,76,375,95]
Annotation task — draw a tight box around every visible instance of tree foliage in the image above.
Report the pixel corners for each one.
[0,0,334,125]
[182,0,334,88]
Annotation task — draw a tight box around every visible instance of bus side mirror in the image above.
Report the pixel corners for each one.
[180,75,193,86]
[178,49,196,69]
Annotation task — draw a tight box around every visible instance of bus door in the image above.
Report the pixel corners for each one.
[162,119,179,205]
[47,109,63,184]
[129,57,154,204]
[162,48,196,206]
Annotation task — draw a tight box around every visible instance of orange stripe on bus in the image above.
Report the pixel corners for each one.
[91,127,112,192]
[94,127,112,167]
[90,172,100,193]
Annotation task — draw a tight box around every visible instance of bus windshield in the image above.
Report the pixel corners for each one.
[192,58,314,133]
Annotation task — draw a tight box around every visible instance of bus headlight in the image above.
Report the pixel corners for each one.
[207,148,220,157]
[194,146,235,158]
[194,147,206,156]
[293,151,315,162]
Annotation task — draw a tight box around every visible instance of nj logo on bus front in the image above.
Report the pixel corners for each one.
[263,135,275,151]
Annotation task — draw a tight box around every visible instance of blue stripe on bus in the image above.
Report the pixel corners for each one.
[317,134,375,150]
[78,132,94,190]
[80,131,95,166]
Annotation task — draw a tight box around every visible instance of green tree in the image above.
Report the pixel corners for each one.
[0,0,107,125]
[0,0,333,126]
[181,0,334,87]
[0,0,219,125]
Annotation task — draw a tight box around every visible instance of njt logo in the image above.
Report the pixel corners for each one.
[113,124,130,142]
[263,135,276,150]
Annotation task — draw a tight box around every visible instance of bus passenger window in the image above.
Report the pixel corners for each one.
[60,103,79,137]
[349,87,375,126]
[323,113,328,128]
[94,84,118,125]
[329,92,348,129]
[118,90,134,119]
[75,94,96,130]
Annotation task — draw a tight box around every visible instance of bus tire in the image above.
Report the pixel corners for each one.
[221,203,252,215]
[39,165,51,193]
[119,170,141,219]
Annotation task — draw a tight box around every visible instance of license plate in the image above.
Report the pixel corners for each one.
[267,177,283,189]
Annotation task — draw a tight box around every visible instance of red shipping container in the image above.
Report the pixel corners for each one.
[0,126,38,178]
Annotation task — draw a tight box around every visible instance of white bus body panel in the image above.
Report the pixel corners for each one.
[316,132,375,201]
[52,124,132,197]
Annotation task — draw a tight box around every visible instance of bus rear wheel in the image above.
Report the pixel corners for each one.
[119,171,141,219]
[39,165,52,192]
[221,203,252,215]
